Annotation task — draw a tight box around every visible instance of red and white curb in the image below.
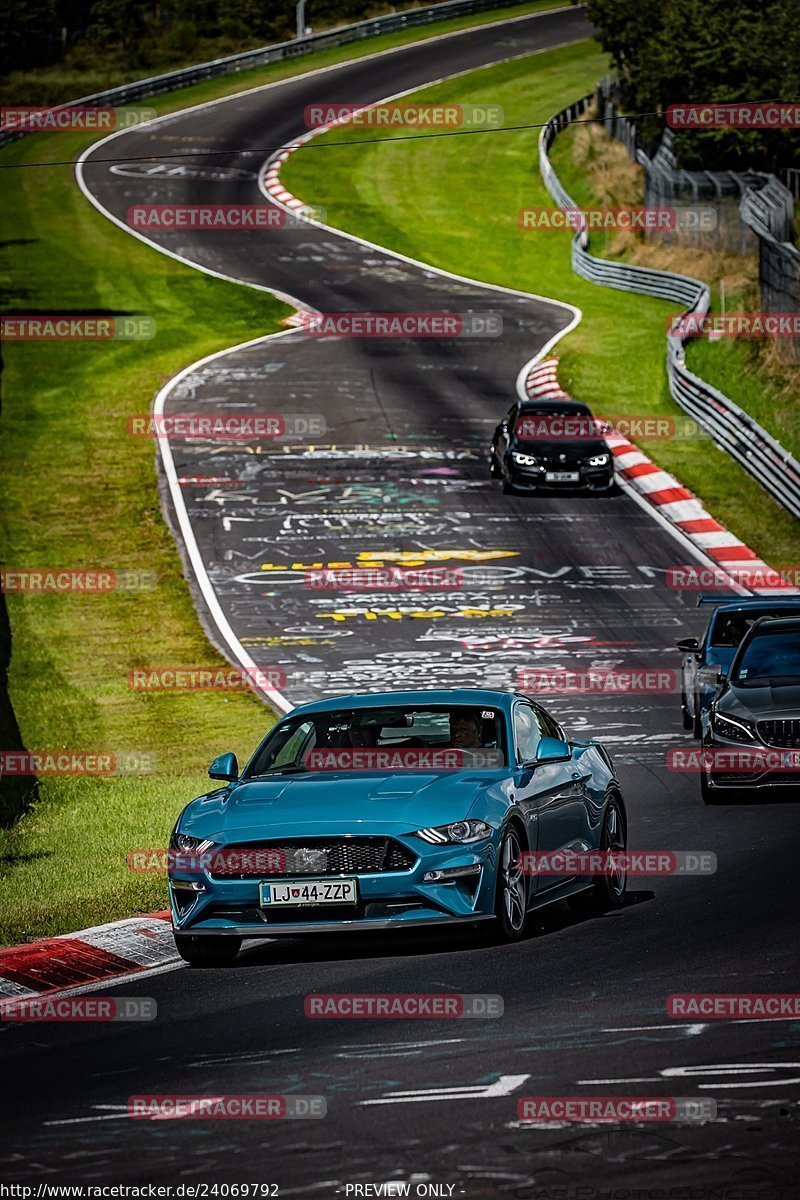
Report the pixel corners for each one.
[0,912,176,1002]
[525,358,795,595]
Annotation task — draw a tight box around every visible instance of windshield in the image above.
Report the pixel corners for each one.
[710,610,793,648]
[515,405,605,443]
[732,631,800,684]
[245,705,507,775]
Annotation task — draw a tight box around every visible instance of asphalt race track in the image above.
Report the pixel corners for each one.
[2,5,799,1194]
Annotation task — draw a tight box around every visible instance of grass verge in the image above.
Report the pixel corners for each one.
[282,39,800,562]
[0,0,568,945]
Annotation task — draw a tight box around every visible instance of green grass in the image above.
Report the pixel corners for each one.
[0,124,288,944]
[686,298,800,461]
[0,0,567,947]
[282,39,800,564]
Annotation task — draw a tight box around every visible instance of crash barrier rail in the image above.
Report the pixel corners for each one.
[0,0,534,150]
[538,94,800,520]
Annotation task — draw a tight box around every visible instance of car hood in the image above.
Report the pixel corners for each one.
[717,682,800,719]
[179,770,510,842]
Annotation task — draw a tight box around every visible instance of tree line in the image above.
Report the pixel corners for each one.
[586,0,800,171]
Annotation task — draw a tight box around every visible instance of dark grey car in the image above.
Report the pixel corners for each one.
[700,616,800,803]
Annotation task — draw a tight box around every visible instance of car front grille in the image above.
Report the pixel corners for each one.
[757,719,800,747]
[208,837,417,880]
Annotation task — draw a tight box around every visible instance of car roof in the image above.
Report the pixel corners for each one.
[704,596,800,612]
[745,615,800,634]
[286,689,518,717]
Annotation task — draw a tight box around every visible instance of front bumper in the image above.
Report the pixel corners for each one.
[506,460,614,492]
[702,733,800,789]
[169,836,497,936]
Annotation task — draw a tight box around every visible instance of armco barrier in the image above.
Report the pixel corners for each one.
[538,96,800,521]
[0,0,533,151]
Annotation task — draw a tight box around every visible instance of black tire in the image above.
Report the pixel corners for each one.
[692,695,703,739]
[568,797,627,913]
[501,479,515,495]
[492,824,528,942]
[700,771,717,805]
[174,934,242,967]
[680,690,693,731]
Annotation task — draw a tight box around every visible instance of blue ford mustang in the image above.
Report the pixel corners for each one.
[168,689,627,966]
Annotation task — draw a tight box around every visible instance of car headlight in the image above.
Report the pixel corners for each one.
[169,831,216,854]
[586,453,610,467]
[415,820,492,844]
[512,452,537,466]
[710,711,755,742]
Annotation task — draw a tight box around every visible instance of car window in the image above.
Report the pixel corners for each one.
[733,630,800,683]
[513,703,541,763]
[536,706,564,741]
[711,612,765,648]
[272,721,315,766]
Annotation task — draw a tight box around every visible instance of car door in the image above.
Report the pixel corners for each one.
[510,701,586,898]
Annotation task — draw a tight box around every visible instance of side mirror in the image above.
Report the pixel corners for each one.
[209,752,239,781]
[535,736,571,764]
[676,637,700,653]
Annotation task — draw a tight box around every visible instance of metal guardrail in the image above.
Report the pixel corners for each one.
[0,0,532,150]
[538,95,800,521]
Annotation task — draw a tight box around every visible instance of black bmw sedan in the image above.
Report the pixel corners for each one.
[490,398,614,494]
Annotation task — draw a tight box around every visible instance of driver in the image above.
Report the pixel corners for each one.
[449,711,483,749]
[348,720,380,749]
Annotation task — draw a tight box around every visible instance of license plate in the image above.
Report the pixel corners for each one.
[545,471,580,483]
[259,878,358,907]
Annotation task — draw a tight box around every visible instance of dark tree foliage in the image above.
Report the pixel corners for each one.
[586,0,800,171]
[0,0,401,79]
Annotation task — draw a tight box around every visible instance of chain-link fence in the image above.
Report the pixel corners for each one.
[596,79,800,361]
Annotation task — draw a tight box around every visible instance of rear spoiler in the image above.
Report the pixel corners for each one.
[696,594,735,607]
